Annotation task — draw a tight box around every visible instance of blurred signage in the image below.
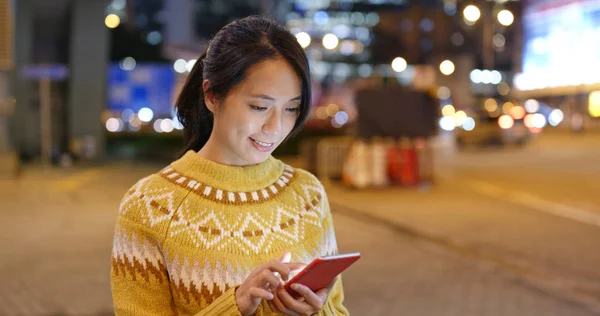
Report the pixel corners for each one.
[107,64,176,115]
[0,0,12,70]
[21,65,69,80]
[517,0,600,90]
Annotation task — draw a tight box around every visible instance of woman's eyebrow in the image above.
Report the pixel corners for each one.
[250,94,301,102]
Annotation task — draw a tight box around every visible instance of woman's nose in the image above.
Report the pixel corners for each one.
[262,111,281,135]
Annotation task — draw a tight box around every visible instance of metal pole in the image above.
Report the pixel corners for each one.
[40,77,52,166]
[482,3,495,71]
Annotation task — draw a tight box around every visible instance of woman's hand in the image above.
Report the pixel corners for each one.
[268,275,337,316]
[235,255,291,316]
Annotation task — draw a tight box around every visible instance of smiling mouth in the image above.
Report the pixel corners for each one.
[250,137,275,147]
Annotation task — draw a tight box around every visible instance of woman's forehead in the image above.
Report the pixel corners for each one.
[238,59,301,99]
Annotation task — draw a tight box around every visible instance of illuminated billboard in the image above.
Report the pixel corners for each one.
[515,0,600,90]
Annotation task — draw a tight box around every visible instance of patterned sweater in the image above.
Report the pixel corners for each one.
[110,151,349,315]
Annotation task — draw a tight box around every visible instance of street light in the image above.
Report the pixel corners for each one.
[463,5,481,23]
[440,60,455,75]
[322,33,339,50]
[296,32,311,48]
[105,14,120,29]
[497,9,514,26]
[391,57,407,72]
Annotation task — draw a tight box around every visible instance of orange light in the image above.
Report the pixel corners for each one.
[498,115,514,129]
[509,105,526,120]
[523,114,535,128]
[529,127,543,134]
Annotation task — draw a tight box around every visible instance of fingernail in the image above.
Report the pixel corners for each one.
[291,284,299,290]
[267,293,274,300]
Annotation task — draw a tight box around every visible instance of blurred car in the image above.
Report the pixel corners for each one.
[455,108,533,148]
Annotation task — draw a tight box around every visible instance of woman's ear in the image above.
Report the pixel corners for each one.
[202,79,217,113]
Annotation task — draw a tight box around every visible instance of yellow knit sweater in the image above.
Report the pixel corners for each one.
[110,151,349,315]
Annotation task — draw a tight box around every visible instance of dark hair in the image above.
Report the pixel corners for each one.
[175,16,312,155]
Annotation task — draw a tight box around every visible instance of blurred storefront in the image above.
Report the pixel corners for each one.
[11,0,109,164]
[513,0,600,132]
[0,0,18,175]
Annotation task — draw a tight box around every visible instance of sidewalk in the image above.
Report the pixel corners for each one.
[325,181,600,314]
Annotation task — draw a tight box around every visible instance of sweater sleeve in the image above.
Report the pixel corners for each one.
[314,187,350,315]
[111,215,176,315]
[111,177,244,316]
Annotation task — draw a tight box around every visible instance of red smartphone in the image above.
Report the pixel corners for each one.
[283,252,361,298]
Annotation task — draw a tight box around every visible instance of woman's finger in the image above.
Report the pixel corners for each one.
[277,286,315,315]
[265,259,292,281]
[255,269,281,292]
[272,290,301,316]
[248,287,274,301]
[289,283,323,310]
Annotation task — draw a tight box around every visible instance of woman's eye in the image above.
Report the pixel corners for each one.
[250,105,267,112]
[286,107,301,113]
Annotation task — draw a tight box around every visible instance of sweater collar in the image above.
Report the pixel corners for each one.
[169,150,285,192]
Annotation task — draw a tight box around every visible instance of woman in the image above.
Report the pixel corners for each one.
[110,16,349,315]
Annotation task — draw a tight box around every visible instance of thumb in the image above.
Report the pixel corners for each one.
[279,251,291,263]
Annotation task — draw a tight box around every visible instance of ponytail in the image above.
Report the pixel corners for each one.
[175,52,212,156]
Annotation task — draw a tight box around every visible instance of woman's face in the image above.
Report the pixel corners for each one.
[204,58,302,166]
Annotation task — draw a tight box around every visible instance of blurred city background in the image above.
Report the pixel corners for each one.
[1,0,600,315]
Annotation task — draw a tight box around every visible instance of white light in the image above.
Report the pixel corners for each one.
[173,59,187,73]
[439,116,456,131]
[106,118,123,132]
[138,107,154,122]
[153,119,163,133]
[296,32,311,48]
[161,119,174,133]
[470,69,482,83]
[548,109,564,126]
[481,70,492,84]
[463,5,481,23]
[498,115,514,129]
[391,57,408,72]
[333,111,349,125]
[532,113,547,128]
[120,57,136,71]
[462,117,476,131]
[440,60,455,75]
[186,59,196,72]
[490,70,502,84]
[358,64,373,77]
[524,99,540,113]
[322,33,339,50]
[497,9,514,26]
